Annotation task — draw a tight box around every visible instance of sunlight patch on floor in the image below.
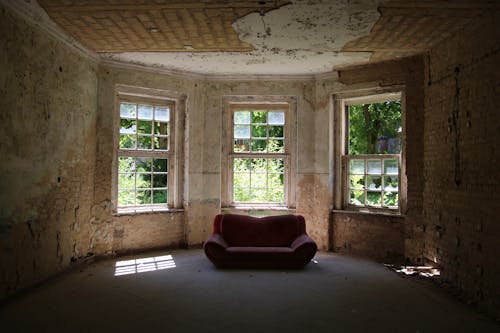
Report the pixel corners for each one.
[114,254,176,276]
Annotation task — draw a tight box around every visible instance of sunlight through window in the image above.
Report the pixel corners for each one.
[114,254,176,276]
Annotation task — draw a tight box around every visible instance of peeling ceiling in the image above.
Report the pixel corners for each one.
[34,0,497,76]
[101,0,381,75]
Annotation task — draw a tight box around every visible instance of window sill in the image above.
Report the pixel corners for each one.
[115,207,184,216]
[222,205,296,215]
[332,209,403,219]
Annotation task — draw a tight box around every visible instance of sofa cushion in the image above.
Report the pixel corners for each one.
[226,246,294,254]
[220,214,300,247]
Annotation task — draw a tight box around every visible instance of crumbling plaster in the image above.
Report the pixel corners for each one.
[0,1,98,298]
[0,0,392,299]
[3,0,499,321]
[96,66,334,249]
[101,0,380,75]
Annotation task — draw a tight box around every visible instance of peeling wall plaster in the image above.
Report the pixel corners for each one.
[101,0,381,75]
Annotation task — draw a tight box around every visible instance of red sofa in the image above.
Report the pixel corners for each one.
[203,214,317,268]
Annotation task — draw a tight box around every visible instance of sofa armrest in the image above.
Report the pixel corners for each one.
[291,234,318,262]
[291,234,315,249]
[204,233,228,249]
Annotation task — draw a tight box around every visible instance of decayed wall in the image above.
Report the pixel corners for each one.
[95,65,191,254]
[95,69,332,251]
[191,79,332,250]
[422,12,500,318]
[331,56,426,263]
[0,3,98,299]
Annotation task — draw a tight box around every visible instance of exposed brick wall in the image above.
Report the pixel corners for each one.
[422,12,500,318]
[333,212,404,262]
[112,212,185,253]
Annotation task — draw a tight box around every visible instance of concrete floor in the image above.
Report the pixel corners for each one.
[1,249,498,333]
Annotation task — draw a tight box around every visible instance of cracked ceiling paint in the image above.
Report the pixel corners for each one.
[101,0,382,76]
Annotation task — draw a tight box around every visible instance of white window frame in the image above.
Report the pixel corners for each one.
[113,85,185,214]
[333,89,407,214]
[221,96,297,209]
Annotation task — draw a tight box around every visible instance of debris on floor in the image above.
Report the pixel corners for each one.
[385,264,440,278]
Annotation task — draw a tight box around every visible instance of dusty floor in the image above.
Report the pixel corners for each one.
[1,249,498,333]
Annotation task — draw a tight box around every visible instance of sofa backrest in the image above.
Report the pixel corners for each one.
[216,214,306,247]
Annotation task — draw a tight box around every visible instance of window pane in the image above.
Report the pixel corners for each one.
[234,125,251,139]
[120,119,136,134]
[234,158,251,172]
[120,103,136,118]
[251,139,267,152]
[384,176,398,191]
[153,159,167,172]
[384,192,398,207]
[252,111,267,123]
[268,158,284,173]
[118,173,135,189]
[234,111,250,124]
[268,139,284,153]
[350,190,364,206]
[118,190,135,206]
[348,100,401,155]
[366,176,381,190]
[251,158,267,172]
[349,175,364,189]
[367,192,382,206]
[268,188,284,203]
[153,174,167,188]
[137,158,152,172]
[349,160,364,174]
[153,137,168,150]
[137,120,152,135]
[234,187,251,202]
[233,158,284,204]
[138,104,153,120]
[136,174,152,188]
[118,157,135,172]
[154,122,169,135]
[268,111,285,125]
[137,190,152,205]
[268,126,284,138]
[153,190,167,204]
[252,125,267,137]
[137,136,152,149]
[119,134,136,149]
[251,172,267,187]
[367,160,381,174]
[234,172,250,187]
[384,159,398,175]
[234,139,250,152]
[250,188,267,202]
[268,173,284,187]
[155,106,169,121]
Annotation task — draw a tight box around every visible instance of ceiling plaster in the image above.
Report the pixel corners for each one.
[100,0,382,76]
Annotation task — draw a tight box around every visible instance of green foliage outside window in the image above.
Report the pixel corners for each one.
[117,157,168,207]
[348,100,401,155]
[233,158,285,203]
[232,109,286,204]
[347,100,401,209]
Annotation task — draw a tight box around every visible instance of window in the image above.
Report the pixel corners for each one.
[114,85,185,213]
[334,91,405,213]
[222,97,296,208]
